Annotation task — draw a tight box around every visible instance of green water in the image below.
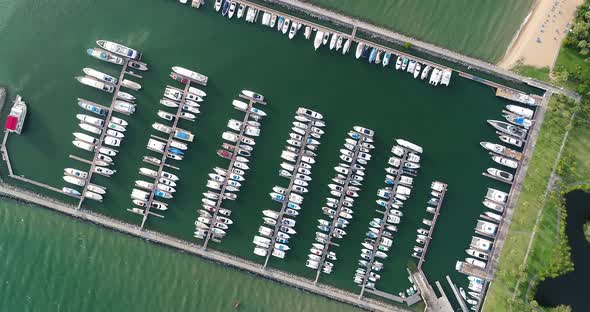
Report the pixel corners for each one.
[0,198,362,311]
[0,0,517,308]
[305,0,535,62]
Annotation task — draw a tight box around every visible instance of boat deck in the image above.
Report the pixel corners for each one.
[261,110,322,268]
[202,93,267,248]
[313,131,370,284]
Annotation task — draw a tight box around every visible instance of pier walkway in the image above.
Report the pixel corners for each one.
[417,182,448,271]
[262,0,579,100]
[313,130,370,284]
[202,94,267,248]
[411,271,453,312]
[262,110,322,268]
[358,148,409,297]
[0,183,406,312]
[139,81,192,229]
[75,59,130,209]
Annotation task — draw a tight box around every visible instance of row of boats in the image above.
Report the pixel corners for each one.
[129,66,207,216]
[194,90,267,241]
[253,108,325,259]
[454,101,537,310]
[305,126,375,275]
[63,40,145,200]
[211,0,452,87]
[409,181,446,256]
[353,139,424,292]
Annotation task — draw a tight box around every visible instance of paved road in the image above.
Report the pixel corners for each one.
[0,183,409,312]
[266,0,579,100]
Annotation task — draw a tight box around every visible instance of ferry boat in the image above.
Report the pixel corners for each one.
[76,76,114,93]
[86,48,124,65]
[96,40,141,60]
[4,95,27,134]
[83,68,117,84]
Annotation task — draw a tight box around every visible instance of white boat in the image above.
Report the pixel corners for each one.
[188,87,207,97]
[241,90,264,102]
[76,76,114,93]
[214,0,222,11]
[83,68,117,84]
[172,66,208,84]
[79,123,102,135]
[96,40,141,60]
[304,26,311,39]
[506,105,534,118]
[421,66,431,80]
[64,175,85,186]
[227,1,237,18]
[486,167,514,182]
[499,135,523,148]
[414,63,422,78]
[117,91,135,101]
[314,31,324,50]
[355,42,365,59]
[492,155,518,169]
[440,69,452,86]
[64,168,88,179]
[281,19,290,35]
[84,191,103,201]
[113,100,136,114]
[121,79,141,90]
[73,132,98,144]
[72,140,95,152]
[236,3,245,18]
[329,33,337,50]
[62,187,81,196]
[395,139,423,153]
[342,38,351,55]
[288,21,298,39]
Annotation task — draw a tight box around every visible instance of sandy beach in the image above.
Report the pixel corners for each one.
[498,0,583,69]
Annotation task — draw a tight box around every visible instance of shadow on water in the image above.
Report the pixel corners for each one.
[535,190,590,311]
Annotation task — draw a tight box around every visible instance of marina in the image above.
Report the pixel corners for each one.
[0,1,569,311]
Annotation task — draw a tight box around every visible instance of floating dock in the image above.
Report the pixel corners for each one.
[416,182,448,271]
[358,148,411,297]
[260,109,323,268]
[201,93,267,248]
[312,129,371,284]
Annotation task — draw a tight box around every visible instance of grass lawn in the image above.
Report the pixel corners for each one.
[483,96,577,311]
[561,121,590,185]
[512,64,551,82]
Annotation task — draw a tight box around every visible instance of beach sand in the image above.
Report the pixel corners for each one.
[498,0,583,69]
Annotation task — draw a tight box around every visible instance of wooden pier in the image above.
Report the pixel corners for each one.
[358,148,411,298]
[446,275,469,312]
[313,130,370,284]
[417,182,448,271]
[74,59,131,209]
[138,80,194,230]
[202,94,267,249]
[262,110,322,269]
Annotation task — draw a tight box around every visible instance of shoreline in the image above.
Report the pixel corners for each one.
[498,0,583,69]
[0,182,407,312]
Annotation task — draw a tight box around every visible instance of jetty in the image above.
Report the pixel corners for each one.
[260,109,323,268]
[201,93,267,248]
[357,147,411,298]
[416,181,448,271]
[312,128,371,284]
[73,58,132,208]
